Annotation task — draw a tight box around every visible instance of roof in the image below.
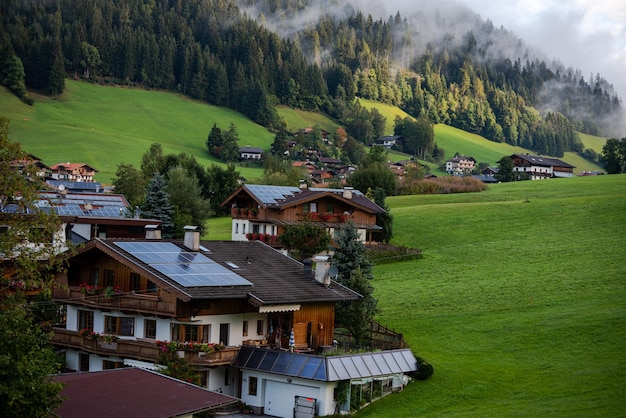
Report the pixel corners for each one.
[239,146,263,154]
[512,154,575,168]
[70,239,361,304]
[50,162,98,172]
[232,346,418,382]
[37,191,130,218]
[446,155,476,163]
[223,184,385,214]
[318,156,341,164]
[53,368,237,418]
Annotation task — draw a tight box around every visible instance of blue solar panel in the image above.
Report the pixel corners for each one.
[113,241,252,287]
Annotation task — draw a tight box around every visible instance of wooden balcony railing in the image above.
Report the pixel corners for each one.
[53,287,177,317]
[51,328,240,366]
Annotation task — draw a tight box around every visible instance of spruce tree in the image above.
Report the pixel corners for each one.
[332,222,378,344]
[141,172,175,238]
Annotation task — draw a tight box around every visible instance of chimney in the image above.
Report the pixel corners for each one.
[183,225,200,251]
[342,187,353,199]
[145,224,162,240]
[314,255,330,286]
[299,180,308,190]
[303,259,313,279]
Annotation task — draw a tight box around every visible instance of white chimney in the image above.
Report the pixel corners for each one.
[145,224,161,240]
[183,225,200,251]
[299,180,308,189]
[314,255,330,286]
[342,187,353,199]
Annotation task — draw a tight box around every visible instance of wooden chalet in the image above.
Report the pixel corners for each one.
[51,227,360,397]
[221,184,386,245]
[49,162,98,182]
[509,153,575,179]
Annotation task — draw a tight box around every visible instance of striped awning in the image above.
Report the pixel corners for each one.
[259,304,301,313]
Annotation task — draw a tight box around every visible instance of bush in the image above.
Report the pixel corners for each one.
[411,355,434,381]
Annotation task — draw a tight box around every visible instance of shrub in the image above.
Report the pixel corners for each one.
[412,356,434,381]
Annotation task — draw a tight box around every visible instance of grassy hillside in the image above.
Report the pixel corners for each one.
[0,80,274,183]
[1,81,604,184]
[277,106,340,134]
[360,174,626,416]
[579,131,607,154]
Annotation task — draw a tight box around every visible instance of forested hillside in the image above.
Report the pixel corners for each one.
[0,0,622,161]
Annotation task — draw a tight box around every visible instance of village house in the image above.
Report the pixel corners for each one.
[445,155,476,175]
[222,184,386,245]
[49,162,98,182]
[239,146,264,161]
[373,135,404,149]
[509,153,575,179]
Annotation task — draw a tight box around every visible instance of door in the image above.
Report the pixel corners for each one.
[219,323,229,346]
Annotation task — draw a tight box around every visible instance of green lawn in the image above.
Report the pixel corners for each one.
[357,174,626,416]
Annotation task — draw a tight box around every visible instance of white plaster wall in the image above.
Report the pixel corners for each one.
[240,370,336,417]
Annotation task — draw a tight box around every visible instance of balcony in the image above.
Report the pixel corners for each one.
[51,328,240,366]
[297,212,348,223]
[53,287,177,317]
[231,207,259,219]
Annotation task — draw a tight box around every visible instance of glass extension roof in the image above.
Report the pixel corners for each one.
[113,241,253,287]
[232,346,417,382]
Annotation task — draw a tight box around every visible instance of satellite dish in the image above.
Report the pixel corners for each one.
[328,266,338,279]
[58,184,65,191]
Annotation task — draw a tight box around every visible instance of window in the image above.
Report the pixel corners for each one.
[103,360,123,370]
[326,203,334,213]
[235,223,239,234]
[243,321,248,337]
[92,268,99,287]
[79,353,89,371]
[105,316,135,336]
[185,325,199,342]
[256,320,264,336]
[248,376,258,396]
[78,310,94,331]
[144,319,156,339]
[130,273,141,291]
[171,324,181,341]
[104,269,114,288]
[147,280,158,293]
[202,325,210,343]
[224,368,230,386]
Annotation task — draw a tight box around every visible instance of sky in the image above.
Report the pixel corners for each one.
[458,0,626,99]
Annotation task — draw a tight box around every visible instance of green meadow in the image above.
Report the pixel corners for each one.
[0,80,274,183]
[358,174,626,416]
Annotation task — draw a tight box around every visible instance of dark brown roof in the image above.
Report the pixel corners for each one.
[73,239,361,304]
[511,153,575,168]
[53,368,237,418]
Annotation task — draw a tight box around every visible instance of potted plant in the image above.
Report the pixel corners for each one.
[104,286,122,298]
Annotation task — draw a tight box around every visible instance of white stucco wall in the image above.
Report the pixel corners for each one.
[240,370,337,417]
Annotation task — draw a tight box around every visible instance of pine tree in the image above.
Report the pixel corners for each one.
[141,172,175,238]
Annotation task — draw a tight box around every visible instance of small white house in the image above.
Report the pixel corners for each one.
[234,346,418,417]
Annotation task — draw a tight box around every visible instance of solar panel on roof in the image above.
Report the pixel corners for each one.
[113,241,252,288]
